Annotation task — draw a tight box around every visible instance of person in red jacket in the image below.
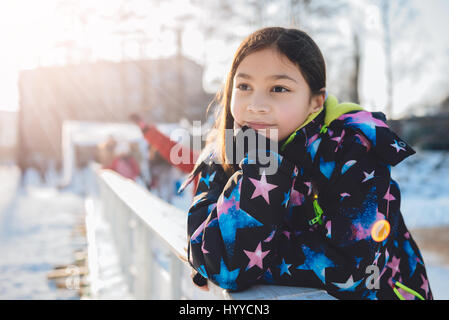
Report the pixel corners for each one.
[130,114,200,194]
[105,141,141,181]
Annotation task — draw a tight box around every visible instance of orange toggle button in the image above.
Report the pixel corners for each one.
[371,219,390,242]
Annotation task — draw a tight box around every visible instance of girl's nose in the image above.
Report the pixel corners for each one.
[247,94,270,114]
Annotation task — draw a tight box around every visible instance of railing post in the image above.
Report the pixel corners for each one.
[134,220,148,299]
[127,211,137,295]
[170,254,182,299]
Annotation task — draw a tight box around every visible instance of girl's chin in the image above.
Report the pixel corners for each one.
[254,128,281,141]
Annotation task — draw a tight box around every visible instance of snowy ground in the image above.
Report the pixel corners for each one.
[0,149,448,299]
[392,149,449,229]
[0,165,86,299]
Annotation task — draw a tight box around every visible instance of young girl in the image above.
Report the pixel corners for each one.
[178,27,433,300]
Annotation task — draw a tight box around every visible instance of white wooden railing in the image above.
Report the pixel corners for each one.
[85,167,335,300]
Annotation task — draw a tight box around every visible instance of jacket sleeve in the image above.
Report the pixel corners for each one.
[187,150,298,291]
[299,131,413,299]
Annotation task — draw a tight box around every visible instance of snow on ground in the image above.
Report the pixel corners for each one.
[84,197,133,299]
[0,166,86,299]
[392,150,449,229]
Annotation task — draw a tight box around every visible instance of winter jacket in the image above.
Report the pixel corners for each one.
[178,95,433,300]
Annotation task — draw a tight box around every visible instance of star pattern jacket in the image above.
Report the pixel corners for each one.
[178,97,433,300]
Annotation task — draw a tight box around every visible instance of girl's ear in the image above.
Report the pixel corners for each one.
[310,88,326,113]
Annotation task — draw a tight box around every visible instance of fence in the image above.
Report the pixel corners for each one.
[85,167,335,300]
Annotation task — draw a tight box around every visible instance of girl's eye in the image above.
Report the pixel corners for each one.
[272,86,289,93]
[236,83,250,91]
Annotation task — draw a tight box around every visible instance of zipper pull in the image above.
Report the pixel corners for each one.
[309,194,324,226]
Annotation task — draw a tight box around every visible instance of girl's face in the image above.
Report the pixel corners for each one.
[230,47,324,141]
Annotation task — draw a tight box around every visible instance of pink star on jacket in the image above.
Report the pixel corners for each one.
[191,220,207,242]
[340,192,351,201]
[420,274,429,297]
[243,242,270,270]
[201,241,209,254]
[339,111,389,130]
[248,170,278,204]
[331,129,345,152]
[331,129,345,143]
[263,230,276,242]
[383,187,396,202]
[351,222,371,240]
[355,133,372,151]
[387,255,401,278]
[308,133,320,146]
[290,189,305,206]
[376,209,385,221]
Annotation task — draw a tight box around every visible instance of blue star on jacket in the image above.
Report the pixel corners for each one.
[297,244,335,283]
[212,258,240,290]
[403,239,418,277]
[198,265,208,279]
[281,190,290,207]
[277,258,292,276]
[200,171,216,188]
[320,157,336,179]
[331,275,363,292]
[307,137,322,162]
[218,182,263,257]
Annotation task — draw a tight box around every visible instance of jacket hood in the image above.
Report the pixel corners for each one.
[281,94,415,167]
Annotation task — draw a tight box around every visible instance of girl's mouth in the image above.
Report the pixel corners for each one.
[246,122,275,130]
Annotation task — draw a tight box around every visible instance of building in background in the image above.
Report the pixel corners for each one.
[17,55,214,171]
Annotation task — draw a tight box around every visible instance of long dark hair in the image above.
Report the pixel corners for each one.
[206,27,326,177]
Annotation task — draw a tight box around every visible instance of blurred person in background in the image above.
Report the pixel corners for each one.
[130,113,200,197]
[105,141,141,181]
[98,135,117,169]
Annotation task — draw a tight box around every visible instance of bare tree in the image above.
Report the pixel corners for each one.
[377,0,429,118]
[381,0,393,119]
[349,31,361,104]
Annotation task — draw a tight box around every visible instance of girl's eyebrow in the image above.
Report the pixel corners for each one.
[236,72,298,83]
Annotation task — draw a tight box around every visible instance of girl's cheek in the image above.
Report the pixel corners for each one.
[229,102,240,122]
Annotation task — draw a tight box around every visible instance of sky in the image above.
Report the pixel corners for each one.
[0,0,448,119]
